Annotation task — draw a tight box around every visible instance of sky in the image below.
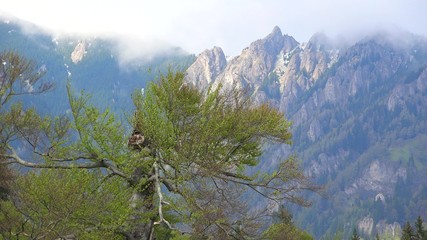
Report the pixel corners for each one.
[1,0,426,57]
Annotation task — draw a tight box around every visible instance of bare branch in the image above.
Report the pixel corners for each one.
[214,168,317,207]
[152,161,174,229]
[102,159,131,180]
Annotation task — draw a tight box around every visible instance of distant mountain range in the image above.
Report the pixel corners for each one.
[1,17,426,239]
[186,26,427,239]
[0,18,195,115]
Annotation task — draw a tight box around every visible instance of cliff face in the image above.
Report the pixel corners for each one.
[185,46,226,89]
[186,27,427,238]
[214,26,288,90]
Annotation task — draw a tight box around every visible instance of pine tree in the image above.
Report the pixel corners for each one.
[376,232,380,240]
[415,216,427,240]
[402,221,415,240]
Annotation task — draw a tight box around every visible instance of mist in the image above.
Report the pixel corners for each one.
[1,0,427,57]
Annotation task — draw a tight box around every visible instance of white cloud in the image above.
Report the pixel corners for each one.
[1,0,426,56]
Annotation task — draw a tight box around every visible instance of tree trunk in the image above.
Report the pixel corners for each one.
[128,167,156,240]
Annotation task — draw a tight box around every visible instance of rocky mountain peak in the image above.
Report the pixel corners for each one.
[207,26,298,92]
[185,46,226,89]
[282,34,299,52]
[186,26,336,101]
[266,26,283,46]
[246,26,284,57]
[271,25,282,36]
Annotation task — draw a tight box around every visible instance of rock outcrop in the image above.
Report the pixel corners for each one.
[358,216,374,235]
[185,46,226,89]
[71,41,87,63]
[376,221,402,238]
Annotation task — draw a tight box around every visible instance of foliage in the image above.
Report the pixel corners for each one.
[415,216,427,240]
[0,164,13,200]
[402,216,427,240]
[262,207,313,240]
[0,52,318,239]
[262,222,313,240]
[0,169,132,239]
[130,69,319,238]
[402,221,415,240]
[0,50,53,106]
[0,50,53,201]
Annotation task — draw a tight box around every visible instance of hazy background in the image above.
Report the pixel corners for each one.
[1,0,426,56]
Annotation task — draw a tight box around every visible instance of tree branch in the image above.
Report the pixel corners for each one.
[214,171,313,205]
[102,159,131,181]
[152,161,174,229]
[2,145,132,182]
[219,144,242,163]
[3,146,104,169]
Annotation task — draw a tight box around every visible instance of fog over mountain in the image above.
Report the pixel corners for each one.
[1,0,427,56]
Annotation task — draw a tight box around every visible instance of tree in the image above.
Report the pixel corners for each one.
[0,164,13,200]
[351,228,360,240]
[0,50,55,231]
[262,221,313,240]
[0,169,132,239]
[262,207,313,240]
[0,50,53,106]
[129,70,321,238]
[415,216,427,240]
[0,50,53,189]
[402,221,415,240]
[1,53,320,239]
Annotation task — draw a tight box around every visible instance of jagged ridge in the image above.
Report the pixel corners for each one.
[185,26,427,238]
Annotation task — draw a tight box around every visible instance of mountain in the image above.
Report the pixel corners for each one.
[186,27,427,239]
[0,18,195,115]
